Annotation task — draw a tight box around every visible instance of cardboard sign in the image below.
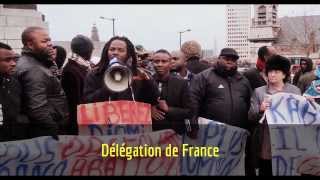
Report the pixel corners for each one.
[266,93,320,176]
[77,101,152,135]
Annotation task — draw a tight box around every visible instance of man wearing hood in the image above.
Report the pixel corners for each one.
[292,57,313,86]
[16,26,69,139]
[297,60,320,104]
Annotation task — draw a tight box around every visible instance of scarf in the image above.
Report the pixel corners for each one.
[256,57,265,72]
[69,53,92,71]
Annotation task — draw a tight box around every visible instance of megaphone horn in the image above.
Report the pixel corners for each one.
[104,58,132,92]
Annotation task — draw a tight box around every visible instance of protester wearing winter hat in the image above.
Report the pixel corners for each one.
[61,34,94,135]
[240,45,277,176]
[248,55,301,176]
[181,40,210,74]
[244,46,277,91]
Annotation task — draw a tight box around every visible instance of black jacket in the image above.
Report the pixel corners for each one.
[61,60,89,135]
[0,75,29,141]
[16,50,69,138]
[243,67,267,90]
[190,67,252,129]
[186,57,210,74]
[83,69,159,106]
[152,74,192,134]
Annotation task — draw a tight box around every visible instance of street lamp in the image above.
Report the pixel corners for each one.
[179,29,191,48]
[100,16,116,37]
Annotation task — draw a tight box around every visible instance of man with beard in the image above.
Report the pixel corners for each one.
[16,26,69,139]
[170,50,194,85]
[190,48,252,129]
[293,57,313,86]
[189,48,252,174]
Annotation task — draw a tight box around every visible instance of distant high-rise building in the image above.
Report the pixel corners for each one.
[226,5,251,61]
[201,49,214,58]
[91,23,100,42]
[248,4,280,62]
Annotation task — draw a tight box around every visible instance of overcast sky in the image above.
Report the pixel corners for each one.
[38,4,320,54]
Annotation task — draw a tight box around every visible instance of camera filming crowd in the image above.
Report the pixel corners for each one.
[0,26,319,176]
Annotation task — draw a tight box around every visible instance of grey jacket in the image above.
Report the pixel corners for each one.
[248,83,301,162]
[248,83,301,123]
[16,50,69,138]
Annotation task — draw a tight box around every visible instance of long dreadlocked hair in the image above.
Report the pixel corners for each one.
[96,36,138,75]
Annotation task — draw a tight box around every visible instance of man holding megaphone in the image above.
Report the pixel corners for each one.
[83,36,159,107]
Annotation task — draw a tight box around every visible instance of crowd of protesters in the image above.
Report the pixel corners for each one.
[0,26,320,176]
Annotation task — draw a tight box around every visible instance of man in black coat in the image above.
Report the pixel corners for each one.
[61,35,94,135]
[151,49,195,136]
[0,42,29,141]
[190,48,252,129]
[16,26,69,139]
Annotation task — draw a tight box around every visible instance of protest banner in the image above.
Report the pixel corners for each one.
[266,93,320,176]
[77,101,152,135]
[181,117,249,176]
[0,119,249,176]
[0,130,180,176]
[0,101,250,176]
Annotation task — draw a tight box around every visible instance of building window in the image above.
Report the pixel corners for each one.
[258,5,267,25]
[272,5,277,23]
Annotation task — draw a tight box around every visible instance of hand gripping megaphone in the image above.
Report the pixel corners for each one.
[103,57,133,92]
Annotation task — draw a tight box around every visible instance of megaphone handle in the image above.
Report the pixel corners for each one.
[108,96,112,104]
[129,84,136,103]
